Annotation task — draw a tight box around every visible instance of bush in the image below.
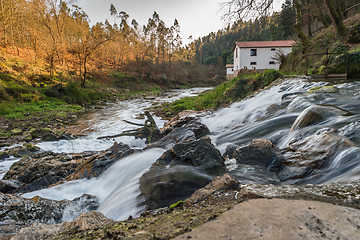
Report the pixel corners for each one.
[262,69,282,86]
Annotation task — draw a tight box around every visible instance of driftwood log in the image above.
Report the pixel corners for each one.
[97,111,163,143]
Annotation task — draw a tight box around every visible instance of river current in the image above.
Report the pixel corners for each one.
[2,78,360,221]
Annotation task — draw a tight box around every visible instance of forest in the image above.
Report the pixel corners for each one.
[0,0,359,92]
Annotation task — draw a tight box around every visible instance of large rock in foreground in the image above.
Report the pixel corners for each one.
[140,137,225,210]
[175,198,360,240]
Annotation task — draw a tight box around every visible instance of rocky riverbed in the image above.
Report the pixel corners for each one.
[1,79,360,239]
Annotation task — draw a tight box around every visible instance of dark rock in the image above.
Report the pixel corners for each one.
[290,105,353,133]
[3,142,137,194]
[8,147,32,158]
[338,121,360,146]
[0,180,21,193]
[161,110,212,134]
[41,133,58,141]
[65,142,138,181]
[223,144,238,159]
[233,139,283,172]
[154,137,225,175]
[140,137,225,210]
[186,173,239,205]
[2,152,81,193]
[147,121,210,149]
[0,151,10,160]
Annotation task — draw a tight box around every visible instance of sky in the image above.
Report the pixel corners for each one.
[77,0,227,44]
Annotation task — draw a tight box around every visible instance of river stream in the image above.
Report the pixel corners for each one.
[3,78,360,221]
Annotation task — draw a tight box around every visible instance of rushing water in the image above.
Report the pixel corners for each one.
[5,78,360,221]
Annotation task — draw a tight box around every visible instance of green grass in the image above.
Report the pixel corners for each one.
[159,70,283,117]
[0,99,83,119]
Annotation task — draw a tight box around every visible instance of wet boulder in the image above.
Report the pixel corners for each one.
[41,133,58,141]
[153,137,225,175]
[223,143,238,159]
[2,143,137,193]
[0,179,21,193]
[146,121,210,149]
[160,110,213,135]
[233,139,283,172]
[0,151,10,160]
[140,137,225,210]
[65,142,138,181]
[290,105,353,133]
[279,129,356,182]
[337,121,360,146]
[2,151,82,193]
[8,147,32,158]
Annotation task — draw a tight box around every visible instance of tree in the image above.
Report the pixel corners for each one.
[325,0,347,36]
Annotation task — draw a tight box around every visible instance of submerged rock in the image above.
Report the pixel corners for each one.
[337,121,360,146]
[140,137,225,210]
[233,139,283,172]
[289,104,353,133]
[279,129,357,182]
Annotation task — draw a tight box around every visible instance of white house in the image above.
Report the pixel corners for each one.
[232,40,294,75]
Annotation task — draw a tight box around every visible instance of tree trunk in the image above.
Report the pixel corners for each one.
[314,0,330,28]
[325,0,347,36]
[293,0,309,53]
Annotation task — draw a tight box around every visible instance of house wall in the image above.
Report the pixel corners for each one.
[226,67,234,75]
[233,46,292,71]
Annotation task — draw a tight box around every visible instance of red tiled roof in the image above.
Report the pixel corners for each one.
[234,40,295,49]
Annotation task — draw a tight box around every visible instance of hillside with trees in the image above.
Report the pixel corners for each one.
[0,0,223,100]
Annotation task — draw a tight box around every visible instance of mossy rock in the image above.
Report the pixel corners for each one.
[308,86,338,94]
[40,128,52,134]
[10,129,23,135]
[0,152,10,160]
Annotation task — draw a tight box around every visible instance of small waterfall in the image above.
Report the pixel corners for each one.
[7,80,360,221]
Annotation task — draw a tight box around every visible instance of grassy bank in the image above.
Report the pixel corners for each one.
[281,13,360,78]
[156,69,283,118]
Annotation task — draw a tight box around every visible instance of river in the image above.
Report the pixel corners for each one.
[3,78,360,221]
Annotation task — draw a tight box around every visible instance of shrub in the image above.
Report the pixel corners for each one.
[262,69,282,86]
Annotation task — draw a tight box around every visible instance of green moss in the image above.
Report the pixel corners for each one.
[308,85,338,93]
[169,201,185,211]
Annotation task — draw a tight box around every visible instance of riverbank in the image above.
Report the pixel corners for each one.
[8,173,360,240]
[2,77,360,239]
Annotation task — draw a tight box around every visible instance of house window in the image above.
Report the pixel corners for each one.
[236,48,238,58]
[269,61,275,64]
[250,62,257,65]
[271,48,276,51]
[250,49,257,56]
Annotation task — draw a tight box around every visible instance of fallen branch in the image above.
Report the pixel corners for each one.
[97,111,163,143]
